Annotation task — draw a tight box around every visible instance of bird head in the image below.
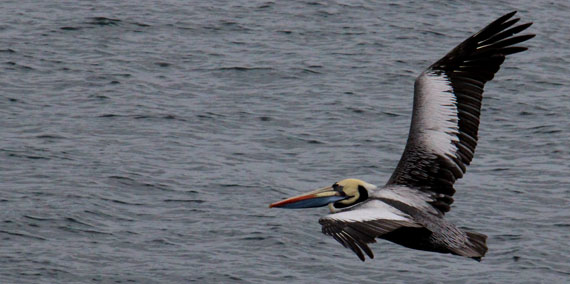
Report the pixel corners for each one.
[269,178,376,212]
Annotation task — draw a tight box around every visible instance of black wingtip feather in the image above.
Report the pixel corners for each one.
[500,46,530,55]
[481,22,533,45]
[472,11,518,41]
[492,34,536,49]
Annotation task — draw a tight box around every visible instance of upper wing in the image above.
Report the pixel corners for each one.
[387,11,534,213]
[319,200,421,261]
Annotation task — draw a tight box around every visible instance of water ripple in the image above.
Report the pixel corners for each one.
[0,1,567,283]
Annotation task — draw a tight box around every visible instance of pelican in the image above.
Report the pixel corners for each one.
[269,11,534,261]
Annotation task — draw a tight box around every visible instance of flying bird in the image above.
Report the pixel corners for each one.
[269,11,534,261]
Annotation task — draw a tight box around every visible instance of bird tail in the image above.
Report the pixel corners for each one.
[455,230,488,261]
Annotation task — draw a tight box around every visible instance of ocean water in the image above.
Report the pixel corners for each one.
[1,0,569,283]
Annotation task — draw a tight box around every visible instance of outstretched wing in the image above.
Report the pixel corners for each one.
[319,200,421,261]
[387,11,534,213]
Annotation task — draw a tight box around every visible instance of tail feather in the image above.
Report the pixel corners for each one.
[454,231,488,261]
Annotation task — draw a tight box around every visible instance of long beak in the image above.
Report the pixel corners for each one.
[269,186,347,209]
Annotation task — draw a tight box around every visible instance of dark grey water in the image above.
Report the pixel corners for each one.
[1,0,569,283]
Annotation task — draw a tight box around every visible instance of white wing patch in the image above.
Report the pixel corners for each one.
[414,71,459,158]
[323,200,411,223]
[373,186,441,215]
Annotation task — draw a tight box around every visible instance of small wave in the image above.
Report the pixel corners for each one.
[383,111,402,117]
[218,66,273,71]
[64,217,97,228]
[60,26,81,31]
[132,22,150,27]
[0,230,47,241]
[98,196,144,206]
[5,61,34,71]
[133,114,182,121]
[36,134,66,139]
[7,152,50,160]
[58,226,112,236]
[87,17,121,26]
[346,106,365,113]
[163,199,205,204]
[495,234,522,241]
[98,113,119,118]
[196,112,226,120]
[150,238,176,245]
[98,114,185,122]
[301,68,321,74]
[24,215,55,221]
[241,236,266,241]
[108,175,135,182]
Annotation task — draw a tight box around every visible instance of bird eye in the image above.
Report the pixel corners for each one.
[332,183,343,191]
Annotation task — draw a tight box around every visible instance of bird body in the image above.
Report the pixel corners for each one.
[269,11,534,261]
[318,181,487,261]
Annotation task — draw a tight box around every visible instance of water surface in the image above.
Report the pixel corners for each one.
[1,0,569,283]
